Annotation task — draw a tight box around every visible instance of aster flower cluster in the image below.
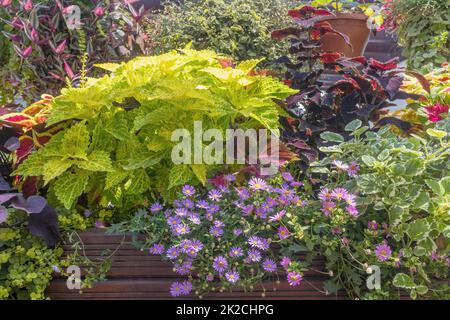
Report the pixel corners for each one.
[144,173,309,297]
[318,187,359,220]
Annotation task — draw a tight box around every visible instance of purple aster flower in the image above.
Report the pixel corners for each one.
[247,249,262,262]
[173,199,184,208]
[375,243,392,262]
[290,181,303,188]
[207,204,220,214]
[208,189,222,202]
[248,177,268,191]
[166,246,180,260]
[287,271,302,286]
[430,251,439,261]
[225,271,240,283]
[241,205,254,216]
[263,259,277,272]
[167,216,181,228]
[368,220,378,231]
[190,240,204,252]
[321,201,336,216]
[213,220,224,228]
[180,239,192,253]
[235,187,250,200]
[213,256,228,272]
[218,184,229,193]
[174,260,192,275]
[224,174,236,182]
[206,274,214,281]
[269,210,286,222]
[281,171,294,182]
[188,213,201,225]
[196,200,209,209]
[331,188,349,201]
[149,243,164,255]
[280,257,291,270]
[210,226,224,238]
[248,236,269,251]
[175,207,188,217]
[170,282,184,297]
[255,206,268,219]
[182,185,196,197]
[347,161,360,177]
[233,228,243,236]
[205,212,214,221]
[181,281,192,295]
[150,202,163,213]
[346,205,359,217]
[276,195,290,206]
[164,209,173,218]
[278,184,294,197]
[318,188,332,201]
[277,226,290,240]
[183,199,194,209]
[174,224,191,235]
[229,247,244,258]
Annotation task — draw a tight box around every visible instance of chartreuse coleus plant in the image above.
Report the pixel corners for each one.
[292,120,449,299]
[13,48,296,211]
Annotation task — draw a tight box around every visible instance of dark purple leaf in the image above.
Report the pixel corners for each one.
[28,205,60,247]
[0,205,8,224]
[11,195,47,214]
[0,193,20,205]
[353,104,378,122]
[4,136,20,151]
[0,176,11,191]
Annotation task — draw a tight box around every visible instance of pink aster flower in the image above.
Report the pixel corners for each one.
[287,271,302,286]
[321,201,335,216]
[280,257,291,270]
[346,205,359,217]
[347,161,360,177]
[375,242,392,262]
[277,226,290,240]
[332,160,349,171]
[269,210,286,222]
[331,187,348,201]
[318,188,332,201]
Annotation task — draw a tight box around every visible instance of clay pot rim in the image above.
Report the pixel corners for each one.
[324,12,368,21]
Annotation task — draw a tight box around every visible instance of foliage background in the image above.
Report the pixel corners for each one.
[145,0,298,66]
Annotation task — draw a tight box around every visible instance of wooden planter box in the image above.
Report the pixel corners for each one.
[46,229,344,300]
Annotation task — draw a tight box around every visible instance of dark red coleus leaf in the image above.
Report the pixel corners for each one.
[218,58,234,69]
[319,52,343,64]
[369,57,398,71]
[271,27,302,40]
[310,21,351,47]
[288,6,333,18]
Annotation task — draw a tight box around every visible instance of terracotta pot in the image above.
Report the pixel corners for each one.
[320,13,370,57]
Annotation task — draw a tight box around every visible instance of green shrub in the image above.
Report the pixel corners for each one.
[382,0,450,72]
[146,0,297,66]
[297,121,450,299]
[14,49,295,211]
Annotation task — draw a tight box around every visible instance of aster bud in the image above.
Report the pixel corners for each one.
[92,6,105,17]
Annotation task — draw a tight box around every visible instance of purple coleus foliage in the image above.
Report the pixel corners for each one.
[0,176,60,247]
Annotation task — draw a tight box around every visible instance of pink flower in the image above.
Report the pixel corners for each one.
[331,188,348,200]
[53,39,67,54]
[93,6,105,17]
[321,201,335,216]
[277,226,290,240]
[1,0,12,7]
[424,103,449,122]
[375,243,392,262]
[318,188,332,201]
[24,0,33,11]
[347,161,359,177]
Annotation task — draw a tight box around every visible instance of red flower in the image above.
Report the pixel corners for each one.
[319,52,342,64]
[424,103,449,122]
[369,58,398,71]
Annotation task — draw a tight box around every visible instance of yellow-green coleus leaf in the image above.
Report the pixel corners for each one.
[54,170,89,209]
[60,122,90,160]
[43,159,73,185]
[75,150,114,172]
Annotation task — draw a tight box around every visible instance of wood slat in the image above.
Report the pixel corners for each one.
[47,229,341,300]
